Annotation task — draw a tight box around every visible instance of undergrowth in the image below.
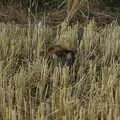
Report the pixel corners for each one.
[0,20,120,120]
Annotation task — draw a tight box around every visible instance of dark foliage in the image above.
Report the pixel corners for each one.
[104,0,120,7]
[0,0,64,12]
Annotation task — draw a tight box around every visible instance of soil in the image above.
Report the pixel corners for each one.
[0,4,120,27]
[0,5,27,24]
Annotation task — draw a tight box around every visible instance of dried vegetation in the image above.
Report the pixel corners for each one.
[0,0,120,120]
[0,20,119,120]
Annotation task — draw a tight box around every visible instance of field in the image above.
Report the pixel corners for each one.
[0,20,120,120]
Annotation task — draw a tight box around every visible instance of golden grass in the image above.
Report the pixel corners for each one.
[66,0,117,26]
[0,20,120,120]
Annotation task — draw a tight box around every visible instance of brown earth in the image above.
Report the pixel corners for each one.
[0,4,120,27]
[0,5,27,24]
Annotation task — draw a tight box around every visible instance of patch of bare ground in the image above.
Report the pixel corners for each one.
[0,2,120,29]
[0,5,27,24]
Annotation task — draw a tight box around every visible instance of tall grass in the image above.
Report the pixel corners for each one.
[0,20,120,120]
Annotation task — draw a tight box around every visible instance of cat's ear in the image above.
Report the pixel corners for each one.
[52,53,58,59]
[66,53,72,60]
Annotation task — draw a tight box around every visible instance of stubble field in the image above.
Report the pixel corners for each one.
[0,20,120,120]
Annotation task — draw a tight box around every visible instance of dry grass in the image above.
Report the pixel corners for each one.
[66,0,119,26]
[66,0,104,23]
[0,20,120,120]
